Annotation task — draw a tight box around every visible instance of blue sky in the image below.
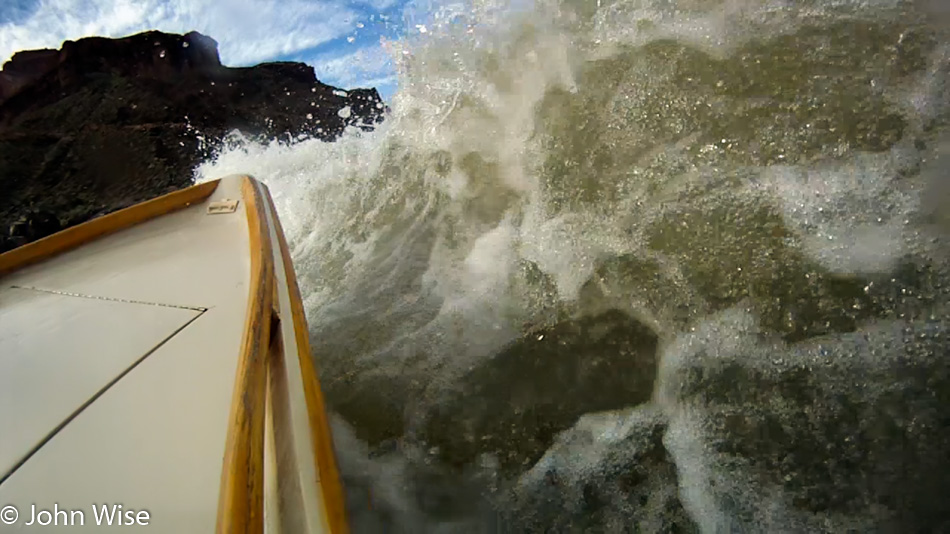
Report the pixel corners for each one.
[0,0,420,100]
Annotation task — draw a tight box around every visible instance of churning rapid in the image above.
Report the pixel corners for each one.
[199,0,950,531]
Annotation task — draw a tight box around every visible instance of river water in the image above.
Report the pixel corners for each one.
[199,0,950,531]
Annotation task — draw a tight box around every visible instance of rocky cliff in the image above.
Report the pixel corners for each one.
[0,30,386,252]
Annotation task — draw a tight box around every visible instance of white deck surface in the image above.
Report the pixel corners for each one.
[0,287,199,479]
[0,177,251,532]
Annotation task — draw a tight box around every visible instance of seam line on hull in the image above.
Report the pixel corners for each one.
[0,309,206,486]
[8,285,209,312]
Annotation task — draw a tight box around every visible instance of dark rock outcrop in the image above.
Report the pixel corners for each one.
[0,30,386,252]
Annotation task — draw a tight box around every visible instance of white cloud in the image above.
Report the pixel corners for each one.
[0,0,361,66]
[357,74,397,89]
[354,0,402,11]
[311,44,395,88]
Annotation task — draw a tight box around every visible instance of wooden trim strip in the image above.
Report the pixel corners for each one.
[264,185,350,533]
[0,180,221,277]
[215,177,274,534]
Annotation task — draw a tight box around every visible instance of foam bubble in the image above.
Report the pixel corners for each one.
[764,150,920,275]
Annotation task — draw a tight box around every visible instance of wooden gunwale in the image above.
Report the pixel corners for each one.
[0,180,221,277]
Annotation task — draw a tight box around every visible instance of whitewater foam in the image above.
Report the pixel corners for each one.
[196,0,950,530]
